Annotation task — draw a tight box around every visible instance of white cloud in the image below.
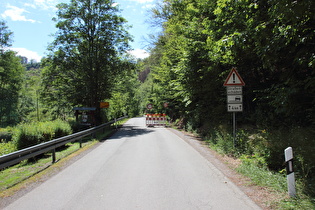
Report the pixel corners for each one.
[128,0,154,4]
[24,3,37,9]
[1,5,37,23]
[142,4,155,9]
[33,0,59,10]
[128,49,150,59]
[23,0,59,11]
[11,48,42,62]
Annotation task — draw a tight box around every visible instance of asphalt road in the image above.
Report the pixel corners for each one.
[4,117,261,210]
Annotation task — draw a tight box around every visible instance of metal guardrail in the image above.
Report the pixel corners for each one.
[0,116,127,170]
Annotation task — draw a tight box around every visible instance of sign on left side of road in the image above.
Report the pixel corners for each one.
[100,102,109,108]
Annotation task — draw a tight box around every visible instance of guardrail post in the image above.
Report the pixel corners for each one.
[79,138,82,148]
[52,148,56,163]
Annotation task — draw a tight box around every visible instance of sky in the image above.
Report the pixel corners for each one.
[0,0,159,62]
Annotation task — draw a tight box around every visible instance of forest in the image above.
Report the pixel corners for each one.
[0,0,314,204]
[137,0,315,199]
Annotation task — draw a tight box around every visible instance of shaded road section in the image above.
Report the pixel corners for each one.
[4,117,261,210]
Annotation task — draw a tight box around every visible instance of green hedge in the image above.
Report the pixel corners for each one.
[0,140,16,156]
[13,120,72,150]
[0,127,13,142]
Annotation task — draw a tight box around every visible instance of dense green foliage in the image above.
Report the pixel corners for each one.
[0,127,15,156]
[0,3,139,155]
[146,0,314,128]
[0,21,58,126]
[0,21,12,49]
[0,140,15,156]
[42,0,133,124]
[139,0,315,188]
[105,66,141,119]
[0,51,25,126]
[12,120,72,150]
[0,0,314,189]
[0,21,25,126]
[0,1,315,206]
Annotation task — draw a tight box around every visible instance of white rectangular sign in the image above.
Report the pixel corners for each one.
[227,104,243,112]
[227,86,242,95]
[227,95,243,103]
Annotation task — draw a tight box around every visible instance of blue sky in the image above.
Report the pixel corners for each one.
[0,0,159,62]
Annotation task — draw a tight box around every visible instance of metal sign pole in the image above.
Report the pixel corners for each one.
[233,112,236,148]
[224,68,245,149]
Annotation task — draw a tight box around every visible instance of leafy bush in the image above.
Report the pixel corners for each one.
[12,120,72,150]
[0,127,13,142]
[207,125,315,200]
[237,158,287,192]
[207,128,234,155]
[0,140,16,156]
[264,127,315,177]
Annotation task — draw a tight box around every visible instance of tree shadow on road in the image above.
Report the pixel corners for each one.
[102,125,154,141]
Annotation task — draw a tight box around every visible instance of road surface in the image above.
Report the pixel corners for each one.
[3,117,261,210]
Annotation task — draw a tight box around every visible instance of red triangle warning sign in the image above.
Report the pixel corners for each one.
[223,68,245,86]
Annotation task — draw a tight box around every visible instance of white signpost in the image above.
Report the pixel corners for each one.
[224,68,245,147]
[285,147,296,197]
[227,95,243,104]
[227,104,243,112]
[227,86,242,95]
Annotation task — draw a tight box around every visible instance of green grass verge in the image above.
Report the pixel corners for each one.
[0,141,84,191]
[0,119,128,193]
[236,162,315,209]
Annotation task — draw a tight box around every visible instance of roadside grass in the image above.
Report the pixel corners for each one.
[205,142,315,209]
[0,120,128,195]
[172,122,315,209]
[236,161,315,209]
[0,142,81,191]
[0,139,97,192]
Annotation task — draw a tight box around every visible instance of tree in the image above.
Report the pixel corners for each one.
[0,20,13,51]
[0,21,24,126]
[145,0,315,130]
[211,0,315,127]
[139,0,315,182]
[45,0,132,124]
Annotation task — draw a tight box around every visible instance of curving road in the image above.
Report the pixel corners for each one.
[4,117,261,210]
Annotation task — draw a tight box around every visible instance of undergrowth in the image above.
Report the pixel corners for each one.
[206,126,315,209]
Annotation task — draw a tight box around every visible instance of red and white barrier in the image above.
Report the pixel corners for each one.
[146,114,167,127]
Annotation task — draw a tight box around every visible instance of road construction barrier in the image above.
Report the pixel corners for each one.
[146,114,167,127]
